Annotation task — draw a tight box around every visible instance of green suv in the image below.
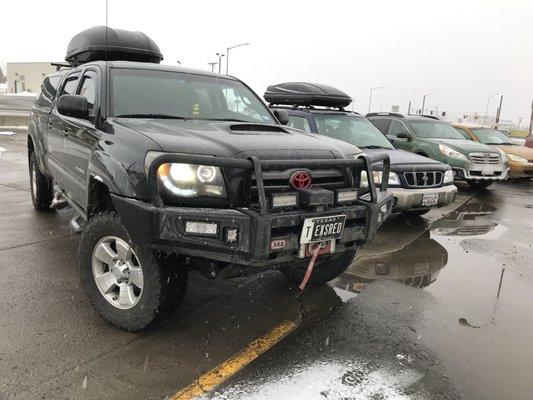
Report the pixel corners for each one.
[367,113,509,189]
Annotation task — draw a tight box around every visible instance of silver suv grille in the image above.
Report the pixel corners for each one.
[403,171,443,188]
[469,152,501,165]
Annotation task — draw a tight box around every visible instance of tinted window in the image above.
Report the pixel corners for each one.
[408,120,465,139]
[287,115,311,132]
[78,74,96,111]
[370,118,391,134]
[388,120,409,136]
[471,128,516,145]
[60,75,79,96]
[36,76,60,110]
[314,114,393,149]
[110,69,275,124]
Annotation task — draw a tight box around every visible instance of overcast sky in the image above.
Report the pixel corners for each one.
[1,0,532,123]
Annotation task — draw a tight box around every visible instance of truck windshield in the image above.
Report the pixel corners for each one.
[110,68,275,124]
[471,128,516,145]
[314,114,394,149]
[408,120,465,140]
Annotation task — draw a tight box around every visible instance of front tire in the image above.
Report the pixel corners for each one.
[281,250,356,286]
[29,152,54,211]
[467,180,494,189]
[79,212,187,331]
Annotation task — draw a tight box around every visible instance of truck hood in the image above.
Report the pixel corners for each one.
[362,148,447,171]
[426,138,498,154]
[114,119,361,158]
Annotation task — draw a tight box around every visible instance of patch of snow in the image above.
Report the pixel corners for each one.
[5,91,37,97]
[0,131,16,136]
[0,147,6,152]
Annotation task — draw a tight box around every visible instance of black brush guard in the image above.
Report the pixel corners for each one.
[111,152,392,266]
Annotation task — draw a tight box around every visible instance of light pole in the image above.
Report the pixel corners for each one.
[368,86,385,113]
[208,62,218,72]
[421,93,435,115]
[226,42,249,75]
[215,53,225,74]
[485,93,502,125]
[495,95,504,126]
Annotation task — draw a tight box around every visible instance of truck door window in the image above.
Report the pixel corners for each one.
[60,75,79,96]
[78,74,96,112]
[287,115,311,132]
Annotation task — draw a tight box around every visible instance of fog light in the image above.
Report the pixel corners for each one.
[271,193,298,209]
[185,221,218,236]
[336,189,358,204]
[224,227,239,243]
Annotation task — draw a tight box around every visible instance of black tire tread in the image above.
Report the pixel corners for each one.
[29,152,54,211]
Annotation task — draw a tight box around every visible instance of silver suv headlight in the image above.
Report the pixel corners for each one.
[157,163,227,198]
[360,170,400,187]
[443,169,454,183]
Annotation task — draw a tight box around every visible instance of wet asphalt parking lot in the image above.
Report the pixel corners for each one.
[1,131,532,400]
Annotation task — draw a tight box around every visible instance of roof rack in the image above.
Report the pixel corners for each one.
[264,82,352,109]
[51,62,71,71]
[366,112,405,118]
[65,26,163,66]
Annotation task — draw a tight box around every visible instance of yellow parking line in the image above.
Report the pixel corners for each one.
[171,320,297,400]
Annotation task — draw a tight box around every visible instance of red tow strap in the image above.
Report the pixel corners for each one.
[298,244,321,291]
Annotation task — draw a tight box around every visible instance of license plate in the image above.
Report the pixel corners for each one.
[421,193,439,207]
[300,215,346,244]
[481,166,494,176]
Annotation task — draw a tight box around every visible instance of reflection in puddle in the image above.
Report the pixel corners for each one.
[431,202,497,236]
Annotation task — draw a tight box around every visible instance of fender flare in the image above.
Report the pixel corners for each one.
[87,150,137,198]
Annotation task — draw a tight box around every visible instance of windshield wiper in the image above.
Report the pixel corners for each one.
[484,142,515,146]
[202,118,250,123]
[115,114,188,119]
[359,145,392,149]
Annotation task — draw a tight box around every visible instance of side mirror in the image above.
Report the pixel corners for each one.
[272,109,290,125]
[57,94,89,119]
[397,131,411,140]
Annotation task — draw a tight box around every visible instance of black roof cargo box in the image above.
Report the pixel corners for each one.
[264,82,352,108]
[65,26,163,66]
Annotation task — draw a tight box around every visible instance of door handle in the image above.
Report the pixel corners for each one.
[62,128,71,135]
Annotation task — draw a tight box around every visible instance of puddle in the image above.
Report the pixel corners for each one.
[331,192,533,400]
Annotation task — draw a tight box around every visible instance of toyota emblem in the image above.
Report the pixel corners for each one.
[289,171,312,189]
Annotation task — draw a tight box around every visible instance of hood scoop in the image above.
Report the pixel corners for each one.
[229,124,288,135]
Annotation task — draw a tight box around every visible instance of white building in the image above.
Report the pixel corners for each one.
[6,62,59,94]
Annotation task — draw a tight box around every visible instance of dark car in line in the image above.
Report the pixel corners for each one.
[265,82,457,217]
[27,27,392,330]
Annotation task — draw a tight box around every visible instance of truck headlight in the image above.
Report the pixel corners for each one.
[439,144,468,161]
[157,163,227,197]
[443,169,454,183]
[507,154,527,163]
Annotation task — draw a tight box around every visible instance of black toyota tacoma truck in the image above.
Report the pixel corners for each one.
[27,27,392,330]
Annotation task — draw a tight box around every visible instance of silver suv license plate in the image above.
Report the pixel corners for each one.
[421,193,439,206]
[300,215,346,244]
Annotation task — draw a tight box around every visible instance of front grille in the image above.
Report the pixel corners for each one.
[403,171,443,188]
[249,168,348,209]
[469,152,501,164]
